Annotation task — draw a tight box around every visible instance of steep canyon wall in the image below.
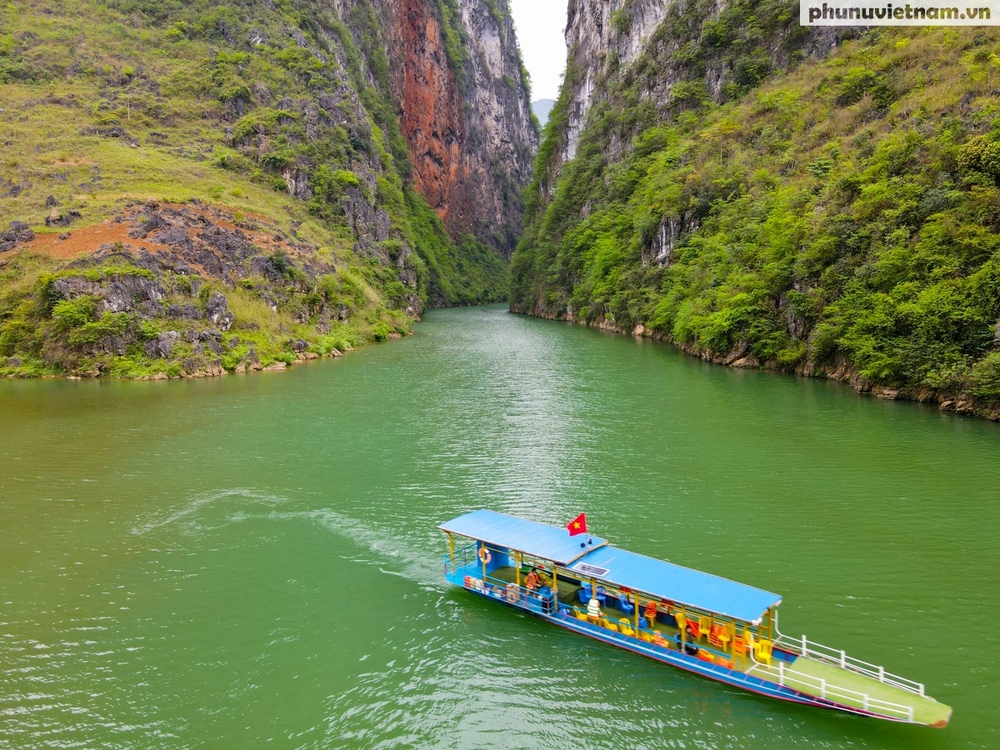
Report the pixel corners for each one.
[370,0,537,256]
[0,0,535,379]
[512,0,1000,419]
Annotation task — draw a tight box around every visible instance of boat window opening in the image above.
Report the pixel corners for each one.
[543,565,766,637]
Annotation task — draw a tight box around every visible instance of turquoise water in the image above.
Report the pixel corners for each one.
[0,304,997,748]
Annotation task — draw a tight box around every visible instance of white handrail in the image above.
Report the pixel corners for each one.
[773,621,925,697]
[752,650,915,722]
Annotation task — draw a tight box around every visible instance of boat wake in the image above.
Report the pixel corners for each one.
[131,487,286,535]
[132,490,444,589]
[268,508,446,590]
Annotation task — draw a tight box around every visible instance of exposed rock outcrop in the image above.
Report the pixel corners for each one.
[563,0,669,162]
[0,221,35,253]
[204,293,235,332]
[145,331,180,359]
[556,0,857,169]
[371,0,537,256]
[2,202,404,379]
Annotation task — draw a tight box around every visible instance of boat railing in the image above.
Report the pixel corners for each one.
[479,573,557,615]
[772,626,926,698]
[443,546,558,615]
[747,650,916,722]
[444,542,481,577]
[557,601,917,722]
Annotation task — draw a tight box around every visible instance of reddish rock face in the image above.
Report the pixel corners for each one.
[381,0,537,256]
[398,0,469,233]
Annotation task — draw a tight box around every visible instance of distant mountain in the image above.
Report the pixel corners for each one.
[532,99,556,129]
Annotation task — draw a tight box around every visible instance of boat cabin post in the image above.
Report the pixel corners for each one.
[679,605,686,649]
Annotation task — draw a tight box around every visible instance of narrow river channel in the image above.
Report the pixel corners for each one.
[1,304,996,749]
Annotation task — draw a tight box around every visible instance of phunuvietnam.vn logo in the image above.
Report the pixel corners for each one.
[801,0,999,23]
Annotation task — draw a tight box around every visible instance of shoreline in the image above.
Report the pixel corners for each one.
[511,308,1000,423]
[2,332,408,383]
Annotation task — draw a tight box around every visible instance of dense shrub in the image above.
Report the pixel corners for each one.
[958,135,1000,185]
[513,25,1000,407]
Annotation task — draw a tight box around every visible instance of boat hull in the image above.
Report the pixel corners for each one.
[454,579,932,725]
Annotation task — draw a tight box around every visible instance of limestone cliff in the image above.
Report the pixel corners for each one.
[365,0,537,256]
[562,0,669,163]
[512,0,1000,420]
[0,0,534,379]
[552,0,847,173]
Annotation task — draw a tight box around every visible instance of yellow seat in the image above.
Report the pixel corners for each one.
[673,610,687,633]
[618,617,635,637]
[575,611,589,622]
[721,625,734,649]
[601,618,619,632]
[755,638,773,666]
[644,601,659,627]
[698,616,713,641]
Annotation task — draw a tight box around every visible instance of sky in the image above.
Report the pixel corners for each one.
[508,0,567,102]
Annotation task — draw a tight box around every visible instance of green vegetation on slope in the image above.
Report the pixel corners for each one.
[0,205,415,378]
[0,0,508,377]
[513,23,1000,413]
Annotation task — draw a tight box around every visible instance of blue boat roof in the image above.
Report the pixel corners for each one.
[439,510,781,623]
[438,509,608,566]
[569,545,781,625]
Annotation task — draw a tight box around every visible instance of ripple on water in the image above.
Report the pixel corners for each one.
[0,306,997,749]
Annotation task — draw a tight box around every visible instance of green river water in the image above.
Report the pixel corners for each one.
[1,304,997,749]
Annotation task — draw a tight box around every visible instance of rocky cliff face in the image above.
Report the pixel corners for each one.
[0,0,534,378]
[554,0,846,170]
[512,2,1000,420]
[274,0,536,260]
[373,0,537,256]
[562,0,668,162]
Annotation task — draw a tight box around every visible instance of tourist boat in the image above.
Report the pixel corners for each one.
[438,510,952,727]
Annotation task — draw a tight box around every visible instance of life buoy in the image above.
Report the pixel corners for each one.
[478,546,492,564]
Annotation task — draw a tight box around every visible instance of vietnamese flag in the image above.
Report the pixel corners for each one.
[567,513,587,536]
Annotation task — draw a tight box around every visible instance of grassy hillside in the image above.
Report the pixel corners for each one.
[0,0,507,378]
[513,22,1000,417]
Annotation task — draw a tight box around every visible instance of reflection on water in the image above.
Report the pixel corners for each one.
[0,305,996,749]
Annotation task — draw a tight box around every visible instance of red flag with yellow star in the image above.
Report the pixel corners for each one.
[567,513,587,536]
